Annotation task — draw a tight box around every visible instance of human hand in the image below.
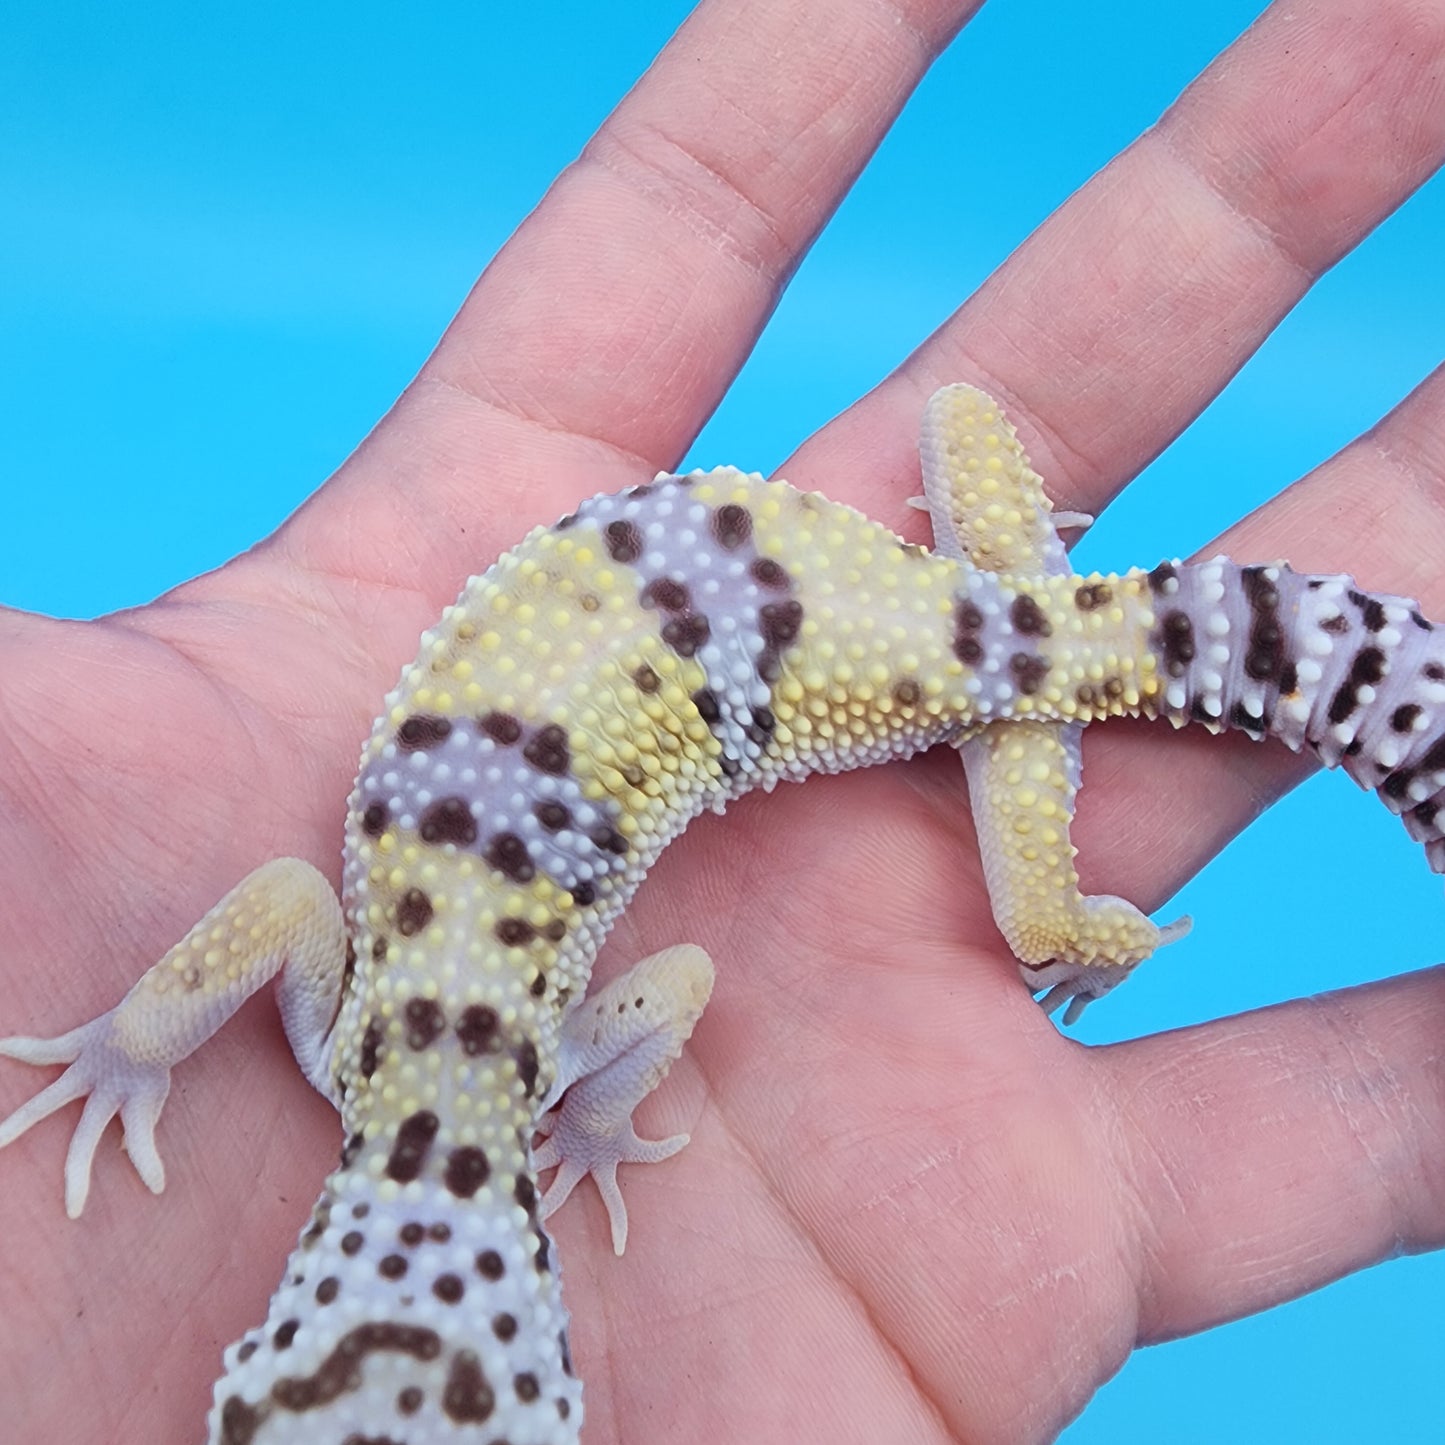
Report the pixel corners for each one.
[2,2,1444,1442]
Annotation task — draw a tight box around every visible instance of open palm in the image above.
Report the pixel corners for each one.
[4,2,1445,1441]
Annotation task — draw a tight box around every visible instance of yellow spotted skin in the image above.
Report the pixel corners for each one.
[28,388,1445,1441]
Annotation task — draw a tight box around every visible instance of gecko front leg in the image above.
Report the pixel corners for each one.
[536,943,714,1255]
[0,857,348,1216]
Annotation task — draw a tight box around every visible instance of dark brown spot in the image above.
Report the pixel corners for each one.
[493,1312,518,1341]
[434,1274,465,1304]
[1412,799,1440,828]
[1075,582,1112,611]
[428,1222,451,1242]
[1279,660,1299,695]
[396,888,433,937]
[633,663,660,692]
[892,679,921,707]
[1230,700,1265,736]
[397,715,453,752]
[1428,664,1445,682]
[485,832,534,882]
[559,1329,574,1374]
[397,1387,424,1416]
[419,796,478,848]
[1147,560,1177,593]
[1010,593,1051,637]
[514,1173,538,1214]
[340,1231,364,1256]
[237,1341,259,1363]
[571,880,596,906]
[361,801,389,837]
[316,1277,340,1305]
[378,1254,408,1280]
[441,1350,495,1424]
[513,1040,540,1097]
[523,723,570,776]
[477,1250,505,1281]
[495,918,536,946]
[1009,653,1050,695]
[457,1005,502,1056]
[1321,613,1351,634]
[604,519,643,563]
[445,1147,490,1198]
[662,613,711,657]
[953,599,985,666]
[1392,703,1423,733]
[399,1222,424,1246]
[692,687,721,723]
[386,1110,439,1184]
[219,1396,262,1445]
[270,1322,442,1413]
[713,503,752,549]
[514,1373,541,1404]
[534,799,571,832]
[274,1319,300,1350]
[530,970,547,998]
[1327,647,1387,725]
[559,1396,572,1419]
[404,998,445,1050]
[1352,647,1387,686]
[340,1131,365,1169]
[747,706,776,745]
[300,1197,332,1248]
[1350,589,1387,632]
[1411,610,1432,630]
[750,556,789,589]
[642,577,690,612]
[1241,566,1286,682]
[480,711,523,745]
[543,918,566,942]
[535,1231,552,1271]
[371,935,388,962]
[590,823,628,855]
[1157,610,1195,675]
[359,1019,384,1080]
[759,599,803,650]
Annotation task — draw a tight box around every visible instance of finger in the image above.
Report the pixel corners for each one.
[789,0,1445,525]
[281,0,984,583]
[1104,964,1445,1339]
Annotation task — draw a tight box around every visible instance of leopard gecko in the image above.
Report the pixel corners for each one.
[2,385,1440,1445]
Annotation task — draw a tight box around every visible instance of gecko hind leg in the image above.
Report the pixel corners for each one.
[0,857,348,1217]
[918,384,1187,1019]
[535,942,714,1255]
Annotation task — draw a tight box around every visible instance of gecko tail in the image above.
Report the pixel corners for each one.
[1147,558,1445,873]
[206,1156,581,1444]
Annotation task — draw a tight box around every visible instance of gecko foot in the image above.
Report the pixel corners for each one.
[1024,914,1192,1025]
[0,1011,171,1218]
[535,1107,690,1256]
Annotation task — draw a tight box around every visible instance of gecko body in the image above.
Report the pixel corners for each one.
[2,388,1442,1443]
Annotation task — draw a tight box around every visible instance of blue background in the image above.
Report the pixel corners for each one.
[3,2,1442,1438]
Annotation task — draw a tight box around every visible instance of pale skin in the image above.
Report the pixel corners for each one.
[3,1,1445,1441]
